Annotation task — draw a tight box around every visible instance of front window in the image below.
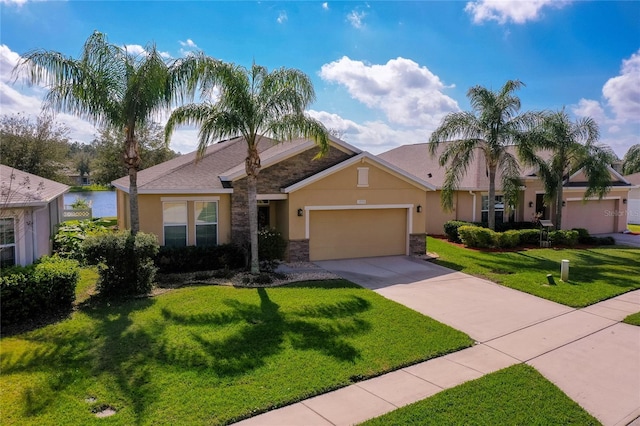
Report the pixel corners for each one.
[481,195,513,224]
[163,202,187,247]
[0,218,16,267]
[194,201,217,246]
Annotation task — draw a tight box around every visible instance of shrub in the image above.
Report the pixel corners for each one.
[518,229,541,245]
[84,231,159,298]
[549,230,579,247]
[592,236,616,246]
[571,228,592,244]
[495,230,521,248]
[155,244,245,274]
[53,219,114,262]
[0,256,79,327]
[443,221,472,243]
[458,225,496,248]
[258,228,287,262]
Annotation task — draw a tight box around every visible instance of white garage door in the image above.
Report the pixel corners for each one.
[309,209,407,261]
[565,199,616,234]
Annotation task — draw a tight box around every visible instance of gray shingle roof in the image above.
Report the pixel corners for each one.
[0,165,69,206]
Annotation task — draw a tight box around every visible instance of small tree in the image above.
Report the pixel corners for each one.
[622,144,640,175]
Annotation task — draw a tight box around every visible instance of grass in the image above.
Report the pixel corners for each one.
[68,184,112,192]
[428,237,640,307]
[0,279,472,425]
[623,312,640,326]
[361,364,601,425]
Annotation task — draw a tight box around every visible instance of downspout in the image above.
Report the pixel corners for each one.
[469,191,476,222]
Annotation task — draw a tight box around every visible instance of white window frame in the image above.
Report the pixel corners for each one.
[162,201,188,247]
[357,167,369,187]
[0,217,17,267]
[194,200,218,246]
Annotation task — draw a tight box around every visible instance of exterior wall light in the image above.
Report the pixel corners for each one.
[562,201,566,207]
[623,198,627,204]
[297,208,304,216]
[528,201,534,208]
[417,205,422,213]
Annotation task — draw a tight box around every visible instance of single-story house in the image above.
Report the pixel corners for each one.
[112,136,433,262]
[0,165,69,266]
[379,143,633,235]
[113,138,633,262]
[624,172,640,225]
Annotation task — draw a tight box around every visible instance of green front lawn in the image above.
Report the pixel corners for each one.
[361,364,600,425]
[428,237,640,307]
[1,280,472,425]
[623,312,640,326]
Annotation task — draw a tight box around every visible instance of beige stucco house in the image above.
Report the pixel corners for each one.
[0,166,69,266]
[112,136,433,262]
[624,172,640,225]
[379,143,633,235]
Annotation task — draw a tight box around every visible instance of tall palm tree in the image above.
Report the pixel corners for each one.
[165,61,329,274]
[14,31,197,234]
[622,144,640,175]
[428,80,538,230]
[521,110,613,230]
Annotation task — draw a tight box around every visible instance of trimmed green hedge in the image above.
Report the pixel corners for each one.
[84,231,159,298]
[458,225,496,248]
[443,221,472,243]
[155,244,245,274]
[0,256,79,327]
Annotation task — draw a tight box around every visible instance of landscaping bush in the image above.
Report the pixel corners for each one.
[53,218,115,262]
[495,230,521,248]
[443,220,472,243]
[592,236,616,246]
[518,229,541,245]
[549,230,579,247]
[458,225,496,248]
[473,221,539,232]
[0,256,79,327]
[155,244,245,274]
[84,231,159,298]
[258,228,287,262]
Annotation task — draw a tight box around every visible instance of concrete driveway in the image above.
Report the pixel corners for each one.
[315,256,573,342]
[315,256,640,426]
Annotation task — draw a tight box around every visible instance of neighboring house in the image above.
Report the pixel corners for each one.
[112,136,433,262]
[379,143,632,235]
[0,165,69,267]
[624,172,640,225]
[68,172,91,186]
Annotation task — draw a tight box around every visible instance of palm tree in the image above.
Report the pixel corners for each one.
[14,31,197,234]
[428,80,538,230]
[622,144,640,175]
[521,110,614,230]
[165,61,329,274]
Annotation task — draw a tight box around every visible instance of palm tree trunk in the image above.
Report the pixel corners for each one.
[555,176,564,230]
[124,132,141,235]
[488,167,496,230]
[246,146,261,274]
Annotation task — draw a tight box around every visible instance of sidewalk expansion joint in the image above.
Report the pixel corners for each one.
[300,402,337,426]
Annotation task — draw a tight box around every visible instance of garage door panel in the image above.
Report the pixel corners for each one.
[309,209,407,261]
[565,200,615,234]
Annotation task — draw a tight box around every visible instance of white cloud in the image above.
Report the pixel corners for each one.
[465,0,571,24]
[319,56,459,128]
[347,10,366,29]
[322,2,329,11]
[572,99,607,124]
[0,0,28,5]
[179,39,198,48]
[123,44,146,56]
[602,49,640,122]
[308,110,427,154]
[277,11,288,24]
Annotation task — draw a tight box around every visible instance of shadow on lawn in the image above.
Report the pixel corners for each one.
[2,287,372,424]
[159,288,371,376]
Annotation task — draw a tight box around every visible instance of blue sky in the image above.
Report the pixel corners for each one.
[1,1,638,158]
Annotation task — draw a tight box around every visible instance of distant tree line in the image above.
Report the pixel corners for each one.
[0,113,179,185]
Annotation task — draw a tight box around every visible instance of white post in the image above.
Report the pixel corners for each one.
[561,259,569,281]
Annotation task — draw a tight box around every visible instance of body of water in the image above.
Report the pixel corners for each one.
[64,191,117,218]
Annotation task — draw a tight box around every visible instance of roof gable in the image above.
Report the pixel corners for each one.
[283,152,435,193]
[0,166,69,207]
[565,166,632,188]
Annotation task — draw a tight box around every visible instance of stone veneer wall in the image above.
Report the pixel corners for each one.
[287,239,310,262]
[409,233,427,256]
[231,146,353,246]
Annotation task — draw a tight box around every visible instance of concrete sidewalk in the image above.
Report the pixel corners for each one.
[235,257,640,426]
